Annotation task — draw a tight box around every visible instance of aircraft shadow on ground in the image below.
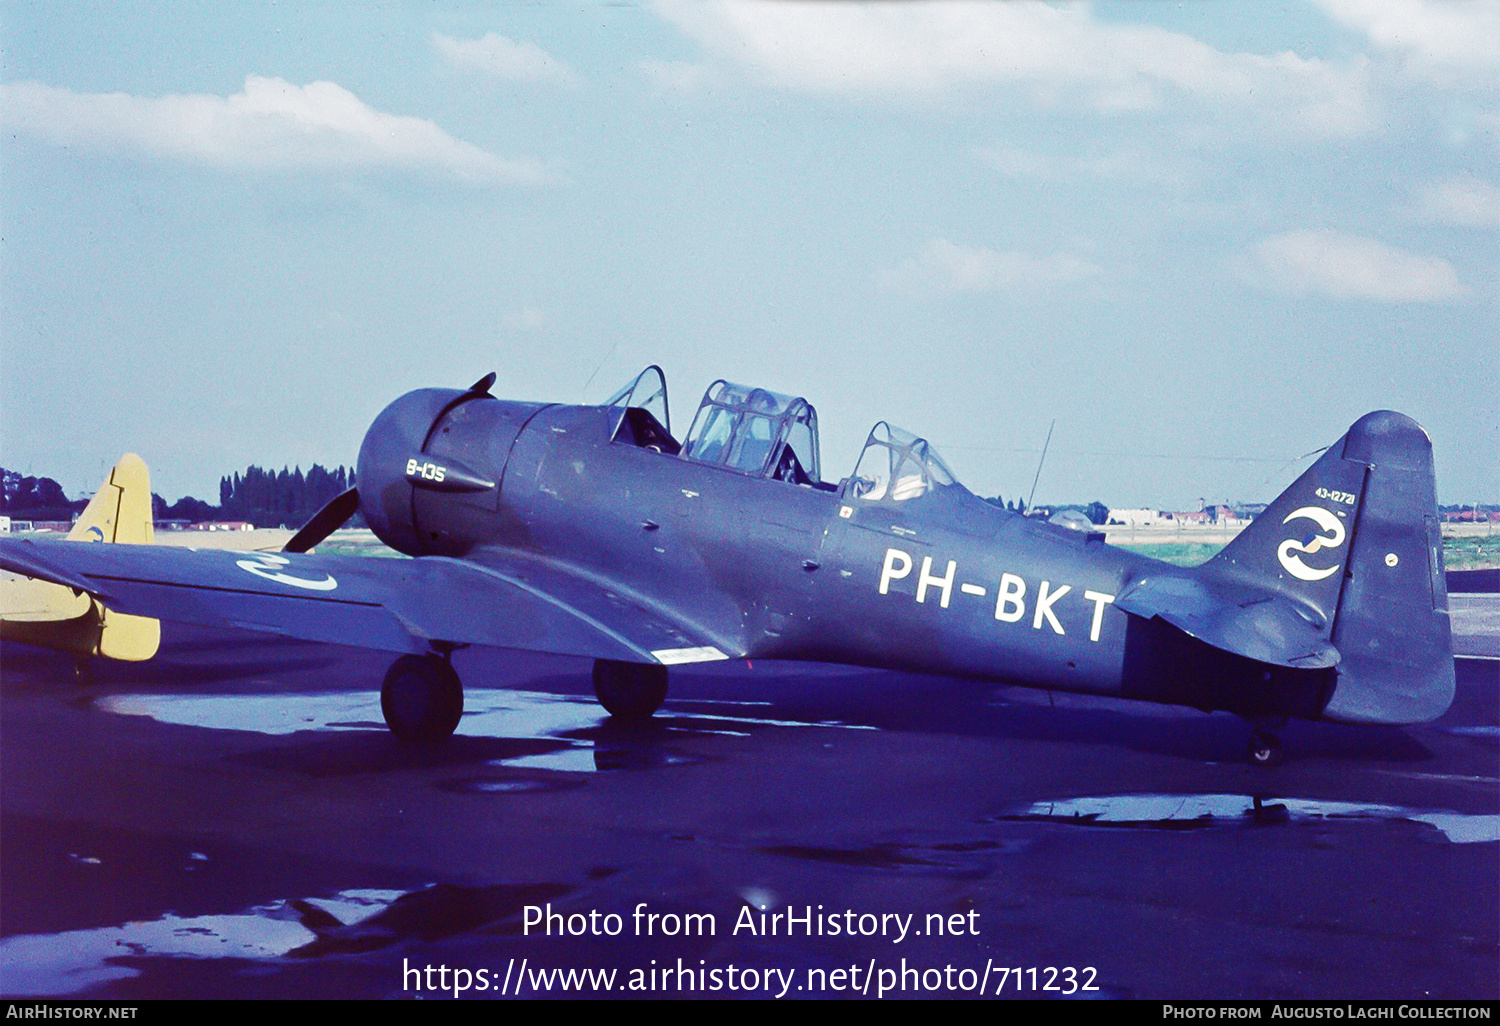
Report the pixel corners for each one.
[662,664,1441,766]
[228,733,572,778]
[5,636,1479,771]
[2,640,344,690]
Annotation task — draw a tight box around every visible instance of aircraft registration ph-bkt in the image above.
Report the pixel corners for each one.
[0,368,1454,764]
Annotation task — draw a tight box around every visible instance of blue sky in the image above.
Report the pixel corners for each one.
[3,1,1496,509]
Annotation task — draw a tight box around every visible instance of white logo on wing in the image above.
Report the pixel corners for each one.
[1277,506,1346,582]
[235,553,337,591]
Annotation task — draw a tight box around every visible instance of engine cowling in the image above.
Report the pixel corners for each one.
[356,388,545,556]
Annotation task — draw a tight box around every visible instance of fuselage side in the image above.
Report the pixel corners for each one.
[475,403,1315,713]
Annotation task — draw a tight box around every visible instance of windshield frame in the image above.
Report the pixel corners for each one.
[844,421,960,503]
[604,365,671,442]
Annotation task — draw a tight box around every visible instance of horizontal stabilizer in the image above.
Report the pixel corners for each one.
[1115,575,1339,670]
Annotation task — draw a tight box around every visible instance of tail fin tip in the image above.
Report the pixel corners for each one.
[1342,410,1431,471]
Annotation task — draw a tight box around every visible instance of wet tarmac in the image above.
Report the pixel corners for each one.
[1,617,1496,1000]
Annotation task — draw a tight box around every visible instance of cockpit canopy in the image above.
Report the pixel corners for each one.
[681,380,821,484]
[847,422,958,503]
[605,370,961,502]
[606,366,678,453]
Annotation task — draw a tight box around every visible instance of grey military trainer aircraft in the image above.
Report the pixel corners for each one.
[0,367,1454,764]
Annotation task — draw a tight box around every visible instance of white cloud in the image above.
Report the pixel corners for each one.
[883,238,1101,295]
[432,32,578,85]
[1243,229,1466,303]
[638,59,720,95]
[652,0,1374,135]
[975,145,1199,189]
[1314,0,1500,90]
[503,305,546,330]
[0,76,543,185]
[1413,175,1500,229]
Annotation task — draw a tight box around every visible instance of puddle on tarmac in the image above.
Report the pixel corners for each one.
[96,688,874,773]
[755,837,1029,877]
[436,776,584,795]
[997,794,1499,844]
[0,881,573,996]
[0,888,404,996]
[1443,726,1499,740]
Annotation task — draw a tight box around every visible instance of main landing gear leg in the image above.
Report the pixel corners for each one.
[381,651,464,743]
[592,659,668,721]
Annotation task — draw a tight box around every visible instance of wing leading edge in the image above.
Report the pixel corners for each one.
[0,537,726,665]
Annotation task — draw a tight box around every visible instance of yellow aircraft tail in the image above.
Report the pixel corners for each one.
[1,453,161,662]
[68,452,155,545]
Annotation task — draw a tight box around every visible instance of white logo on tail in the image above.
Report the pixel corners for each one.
[236,553,337,591]
[1277,506,1346,582]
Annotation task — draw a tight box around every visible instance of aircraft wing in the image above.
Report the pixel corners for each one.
[1114,573,1340,670]
[0,537,732,665]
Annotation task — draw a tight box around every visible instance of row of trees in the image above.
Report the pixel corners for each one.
[0,469,76,521]
[1,464,355,529]
[215,465,356,528]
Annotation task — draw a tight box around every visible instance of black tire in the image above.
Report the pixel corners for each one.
[1247,731,1283,767]
[592,659,668,720]
[381,654,463,743]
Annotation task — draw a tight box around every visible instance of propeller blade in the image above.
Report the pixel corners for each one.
[283,487,360,554]
[468,372,497,394]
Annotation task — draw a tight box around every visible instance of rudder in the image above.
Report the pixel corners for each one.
[1325,411,1453,723]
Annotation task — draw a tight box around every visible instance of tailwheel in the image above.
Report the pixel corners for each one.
[381,653,463,743]
[592,659,668,721]
[1247,730,1283,767]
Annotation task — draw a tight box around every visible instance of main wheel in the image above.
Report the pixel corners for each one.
[1247,730,1283,767]
[592,659,668,721]
[381,654,463,743]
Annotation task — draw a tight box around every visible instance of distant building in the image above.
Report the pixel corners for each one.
[1444,509,1500,523]
[1107,508,1163,527]
[0,516,9,534]
[188,521,255,532]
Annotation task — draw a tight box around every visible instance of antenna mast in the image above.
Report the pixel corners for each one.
[1026,418,1056,513]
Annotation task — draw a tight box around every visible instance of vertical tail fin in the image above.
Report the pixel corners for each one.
[68,453,154,545]
[73,453,160,660]
[1205,411,1453,724]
